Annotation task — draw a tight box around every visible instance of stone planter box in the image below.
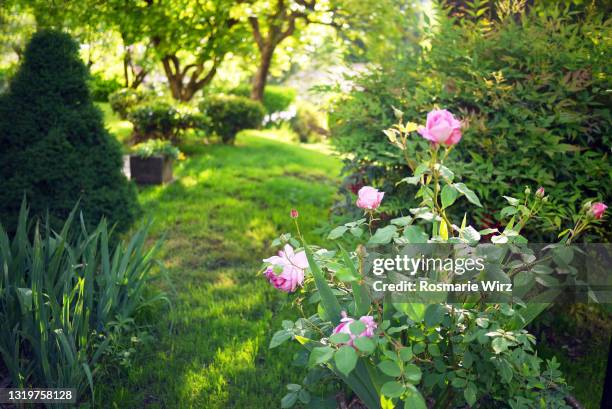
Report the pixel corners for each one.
[129,155,173,185]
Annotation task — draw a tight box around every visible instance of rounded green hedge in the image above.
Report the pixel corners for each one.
[199,94,265,144]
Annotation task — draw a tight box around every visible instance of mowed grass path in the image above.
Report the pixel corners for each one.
[98,130,341,408]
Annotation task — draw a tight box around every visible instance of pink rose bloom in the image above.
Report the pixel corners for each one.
[590,202,607,219]
[356,186,384,210]
[263,244,308,292]
[332,312,377,347]
[417,109,462,146]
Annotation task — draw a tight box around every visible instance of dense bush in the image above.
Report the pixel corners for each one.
[88,72,122,102]
[128,101,208,142]
[109,88,147,119]
[230,84,296,113]
[329,5,611,241]
[128,101,180,141]
[0,30,139,234]
[290,101,328,143]
[0,202,167,399]
[200,94,265,144]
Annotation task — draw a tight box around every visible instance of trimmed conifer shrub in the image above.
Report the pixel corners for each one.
[0,30,139,233]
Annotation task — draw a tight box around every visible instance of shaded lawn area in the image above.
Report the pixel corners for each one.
[96,130,342,408]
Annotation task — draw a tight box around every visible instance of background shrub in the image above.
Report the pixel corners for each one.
[128,101,181,142]
[128,101,209,142]
[0,202,166,396]
[229,84,296,113]
[109,88,146,119]
[329,6,611,241]
[88,72,122,102]
[0,30,139,234]
[200,94,265,144]
[290,101,328,143]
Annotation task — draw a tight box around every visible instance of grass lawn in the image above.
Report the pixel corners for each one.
[96,119,342,407]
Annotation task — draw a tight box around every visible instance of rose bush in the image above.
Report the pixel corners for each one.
[261,109,606,409]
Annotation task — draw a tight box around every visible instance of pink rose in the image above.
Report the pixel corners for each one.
[417,109,462,146]
[332,312,377,347]
[356,186,384,210]
[263,244,308,292]
[590,202,607,219]
[535,187,545,198]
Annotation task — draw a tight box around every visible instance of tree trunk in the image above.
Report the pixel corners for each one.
[251,45,274,102]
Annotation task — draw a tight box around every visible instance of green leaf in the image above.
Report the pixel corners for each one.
[354,336,376,354]
[281,392,298,408]
[503,196,520,206]
[378,360,402,377]
[454,183,482,207]
[428,343,441,357]
[491,337,509,354]
[368,225,398,244]
[309,346,334,366]
[424,304,445,327]
[400,176,420,185]
[303,240,342,324]
[441,184,459,209]
[399,347,413,362]
[270,329,292,348]
[381,381,405,398]
[500,206,517,218]
[330,333,351,344]
[335,346,358,376]
[287,384,301,391]
[437,164,455,181]
[403,226,428,244]
[464,382,477,406]
[349,320,366,335]
[391,216,413,226]
[337,243,370,317]
[328,226,348,240]
[404,364,422,383]
[404,385,427,409]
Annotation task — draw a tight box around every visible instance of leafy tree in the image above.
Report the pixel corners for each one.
[0,30,139,233]
[128,0,249,101]
[240,0,335,101]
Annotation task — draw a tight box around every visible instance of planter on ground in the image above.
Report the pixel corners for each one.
[129,155,173,185]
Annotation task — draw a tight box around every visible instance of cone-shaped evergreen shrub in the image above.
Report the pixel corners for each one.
[0,30,139,233]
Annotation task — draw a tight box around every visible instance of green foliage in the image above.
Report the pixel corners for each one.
[290,101,327,143]
[108,88,147,119]
[88,72,122,102]
[0,30,139,234]
[329,5,612,240]
[0,201,167,400]
[128,101,181,141]
[131,138,181,160]
[230,84,297,113]
[200,94,265,144]
[128,101,209,142]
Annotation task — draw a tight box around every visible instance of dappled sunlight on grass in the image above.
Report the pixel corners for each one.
[97,131,341,407]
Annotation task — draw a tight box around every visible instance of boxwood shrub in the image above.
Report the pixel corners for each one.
[329,5,611,241]
[200,94,265,144]
[229,84,296,113]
